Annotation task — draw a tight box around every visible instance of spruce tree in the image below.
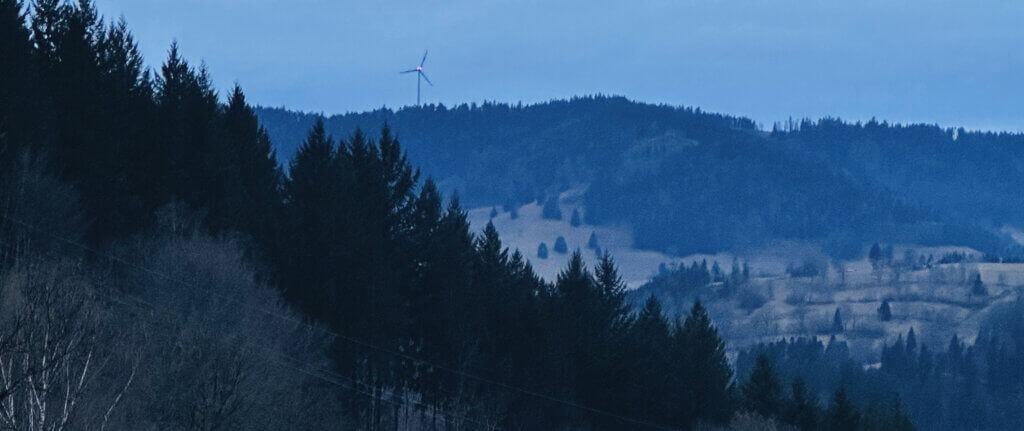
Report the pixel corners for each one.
[0,0,47,155]
[784,377,819,431]
[832,308,844,333]
[224,85,282,244]
[593,253,628,330]
[869,242,882,267]
[971,272,987,296]
[281,118,338,319]
[878,300,892,321]
[826,388,860,431]
[677,300,732,426]
[553,235,568,254]
[741,354,782,418]
[627,296,674,422]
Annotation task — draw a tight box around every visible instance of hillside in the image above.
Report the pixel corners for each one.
[257,97,1019,258]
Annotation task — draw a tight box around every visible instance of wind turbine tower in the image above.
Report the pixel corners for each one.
[400,50,432,106]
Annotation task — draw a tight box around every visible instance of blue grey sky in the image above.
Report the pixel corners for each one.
[92,0,1024,131]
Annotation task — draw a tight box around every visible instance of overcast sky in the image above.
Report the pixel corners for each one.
[91,0,1024,131]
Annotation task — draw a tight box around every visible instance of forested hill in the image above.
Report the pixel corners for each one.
[256,99,1020,258]
[257,97,758,208]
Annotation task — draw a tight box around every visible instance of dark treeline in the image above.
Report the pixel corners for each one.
[625,259,757,319]
[274,117,743,428]
[771,118,1024,230]
[737,298,1024,431]
[0,1,921,429]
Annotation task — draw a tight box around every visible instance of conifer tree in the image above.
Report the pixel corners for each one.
[154,43,238,232]
[224,85,282,245]
[742,354,783,418]
[587,230,599,249]
[826,388,860,431]
[677,300,733,425]
[784,377,819,431]
[593,253,629,330]
[570,208,581,226]
[971,272,987,296]
[832,308,844,333]
[553,235,568,254]
[712,261,723,282]
[627,296,674,422]
[537,242,548,258]
[280,119,338,319]
[0,0,47,156]
[878,300,893,321]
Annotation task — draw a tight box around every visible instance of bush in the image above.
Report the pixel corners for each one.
[553,236,568,254]
[786,260,824,278]
[537,242,549,259]
[587,231,599,249]
[737,288,768,311]
[570,208,581,227]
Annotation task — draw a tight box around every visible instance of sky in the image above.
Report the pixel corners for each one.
[91,0,1024,132]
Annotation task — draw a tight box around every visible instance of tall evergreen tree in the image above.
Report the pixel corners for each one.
[676,300,732,426]
[784,377,819,431]
[742,354,783,418]
[280,119,338,319]
[0,0,49,158]
[223,85,282,246]
[826,388,860,431]
[154,42,237,231]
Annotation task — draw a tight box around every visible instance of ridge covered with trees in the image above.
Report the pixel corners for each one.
[257,96,1023,259]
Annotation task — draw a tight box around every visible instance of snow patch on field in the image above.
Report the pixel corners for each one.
[466,199,684,288]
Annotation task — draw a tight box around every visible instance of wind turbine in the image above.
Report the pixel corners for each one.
[400,50,432,106]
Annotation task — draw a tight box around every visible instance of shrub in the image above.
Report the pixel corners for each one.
[570,208,581,227]
[537,242,549,259]
[737,288,768,311]
[786,260,823,278]
[587,231,598,249]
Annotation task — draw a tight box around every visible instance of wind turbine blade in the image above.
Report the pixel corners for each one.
[420,50,428,67]
[400,69,418,73]
[419,71,433,86]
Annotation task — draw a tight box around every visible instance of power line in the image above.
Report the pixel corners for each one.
[0,212,675,430]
